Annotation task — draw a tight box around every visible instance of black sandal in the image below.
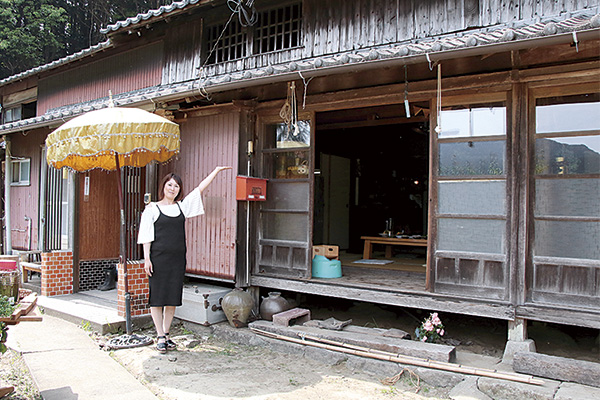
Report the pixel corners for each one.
[156,336,167,353]
[165,333,176,350]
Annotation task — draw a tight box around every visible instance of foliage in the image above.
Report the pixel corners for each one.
[0,0,172,79]
[414,312,445,344]
[0,295,15,318]
[1,296,15,354]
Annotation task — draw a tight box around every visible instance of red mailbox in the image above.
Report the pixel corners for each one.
[236,176,267,201]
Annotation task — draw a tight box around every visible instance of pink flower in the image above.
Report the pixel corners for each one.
[431,313,441,326]
[439,329,445,336]
[421,336,427,342]
[424,321,434,331]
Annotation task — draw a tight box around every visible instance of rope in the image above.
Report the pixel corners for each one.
[227,0,257,27]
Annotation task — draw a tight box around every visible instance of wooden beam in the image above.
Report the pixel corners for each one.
[250,275,515,320]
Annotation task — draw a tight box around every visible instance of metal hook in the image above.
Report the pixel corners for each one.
[572,32,579,53]
[426,53,433,71]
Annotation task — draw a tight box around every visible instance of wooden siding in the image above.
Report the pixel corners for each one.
[162,20,203,85]
[166,112,239,280]
[8,129,46,250]
[38,42,163,113]
[77,170,120,260]
[202,0,593,76]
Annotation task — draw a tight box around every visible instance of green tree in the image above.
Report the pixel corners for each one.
[0,0,171,79]
[0,0,68,79]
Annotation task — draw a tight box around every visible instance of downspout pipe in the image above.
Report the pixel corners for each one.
[3,135,11,254]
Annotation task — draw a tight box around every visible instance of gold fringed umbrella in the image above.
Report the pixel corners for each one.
[46,107,179,171]
[46,105,180,344]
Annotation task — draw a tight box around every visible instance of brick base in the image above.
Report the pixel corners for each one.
[117,261,150,317]
[41,251,73,297]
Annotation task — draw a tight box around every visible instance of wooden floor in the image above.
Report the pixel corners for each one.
[310,251,428,292]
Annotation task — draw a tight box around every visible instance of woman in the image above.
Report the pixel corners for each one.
[137,166,231,353]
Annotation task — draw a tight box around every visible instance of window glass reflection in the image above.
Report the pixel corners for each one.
[535,136,600,175]
[439,107,506,138]
[265,120,310,149]
[439,141,505,176]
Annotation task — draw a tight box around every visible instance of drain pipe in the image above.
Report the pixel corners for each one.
[24,216,32,250]
[3,135,12,254]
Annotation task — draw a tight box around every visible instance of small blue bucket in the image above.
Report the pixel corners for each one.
[312,255,342,278]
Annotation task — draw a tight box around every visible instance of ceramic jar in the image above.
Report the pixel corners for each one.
[260,292,290,321]
[221,288,254,328]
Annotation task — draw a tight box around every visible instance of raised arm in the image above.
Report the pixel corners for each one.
[197,166,232,193]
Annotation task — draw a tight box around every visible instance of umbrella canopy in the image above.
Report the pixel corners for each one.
[46,107,180,172]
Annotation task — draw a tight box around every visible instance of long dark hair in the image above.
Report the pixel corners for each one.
[158,173,184,202]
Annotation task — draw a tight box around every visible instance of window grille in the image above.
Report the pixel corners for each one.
[254,3,302,54]
[206,17,247,64]
[123,167,146,261]
[205,2,302,65]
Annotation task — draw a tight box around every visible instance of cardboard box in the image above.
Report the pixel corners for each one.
[174,283,230,326]
[312,245,339,260]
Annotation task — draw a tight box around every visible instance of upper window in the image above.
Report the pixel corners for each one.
[2,101,36,124]
[438,102,507,177]
[535,93,600,176]
[11,158,31,186]
[205,2,302,65]
[3,106,21,124]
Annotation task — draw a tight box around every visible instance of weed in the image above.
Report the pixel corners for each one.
[381,386,398,396]
[289,378,299,386]
[80,320,92,332]
[180,326,194,335]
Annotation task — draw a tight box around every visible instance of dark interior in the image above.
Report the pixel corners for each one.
[314,104,430,255]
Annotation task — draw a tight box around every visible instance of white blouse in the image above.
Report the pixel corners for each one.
[137,186,205,244]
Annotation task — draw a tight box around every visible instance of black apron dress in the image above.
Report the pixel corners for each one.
[148,203,187,307]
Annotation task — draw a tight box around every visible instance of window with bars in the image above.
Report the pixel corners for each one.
[254,3,302,54]
[206,17,247,64]
[205,2,302,65]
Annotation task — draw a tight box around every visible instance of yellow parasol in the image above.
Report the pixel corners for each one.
[46,105,180,341]
[46,107,179,172]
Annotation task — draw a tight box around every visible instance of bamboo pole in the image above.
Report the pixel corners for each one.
[249,327,544,386]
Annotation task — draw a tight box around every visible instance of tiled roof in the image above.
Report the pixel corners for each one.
[0,41,112,86]
[1,9,598,134]
[100,0,203,34]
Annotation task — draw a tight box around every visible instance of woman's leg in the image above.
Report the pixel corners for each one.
[150,306,166,337]
[162,306,176,335]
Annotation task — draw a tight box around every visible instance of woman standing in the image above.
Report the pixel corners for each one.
[137,166,231,353]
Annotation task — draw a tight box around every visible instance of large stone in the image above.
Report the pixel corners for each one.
[555,382,600,400]
[502,339,536,364]
[249,320,456,362]
[513,352,600,388]
[450,377,492,400]
[478,376,560,400]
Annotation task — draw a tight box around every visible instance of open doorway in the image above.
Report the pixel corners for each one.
[313,103,430,282]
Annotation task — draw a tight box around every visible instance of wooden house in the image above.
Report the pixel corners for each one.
[1,0,598,353]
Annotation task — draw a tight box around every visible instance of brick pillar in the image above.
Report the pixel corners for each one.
[117,261,150,318]
[41,251,74,297]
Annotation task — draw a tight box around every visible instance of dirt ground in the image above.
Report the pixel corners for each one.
[1,294,598,400]
[104,323,452,400]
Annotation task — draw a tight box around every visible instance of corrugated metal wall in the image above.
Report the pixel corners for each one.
[38,42,163,113]
[8,129,46,251]
[169,112,239,280]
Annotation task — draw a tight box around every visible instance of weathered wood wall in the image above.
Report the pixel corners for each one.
[200,0,595,77]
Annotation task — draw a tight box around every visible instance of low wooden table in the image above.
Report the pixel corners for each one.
[361,236,428,259]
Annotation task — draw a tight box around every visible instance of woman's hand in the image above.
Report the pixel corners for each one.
[198,166,233,192]
[144,259,153,277]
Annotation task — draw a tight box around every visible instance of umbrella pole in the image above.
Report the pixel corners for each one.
[115,155,132,335]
